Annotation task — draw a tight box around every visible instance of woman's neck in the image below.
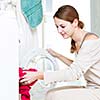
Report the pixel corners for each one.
[72,29,88,53]
[72,29,87,44]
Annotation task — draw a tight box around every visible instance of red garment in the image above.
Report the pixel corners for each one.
[19,67,37,100]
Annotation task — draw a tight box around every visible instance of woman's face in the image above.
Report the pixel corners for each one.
[54,17,75,39]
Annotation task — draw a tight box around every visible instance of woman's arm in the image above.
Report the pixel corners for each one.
[20,71,44,85]
[47,48,73,66]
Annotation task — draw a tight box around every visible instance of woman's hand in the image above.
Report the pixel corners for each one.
[47,48,59,57]
[20,71,38,85]
[20,71,44,85]
[47,48,73,66]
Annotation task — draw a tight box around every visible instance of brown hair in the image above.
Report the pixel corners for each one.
[53,5,84,53]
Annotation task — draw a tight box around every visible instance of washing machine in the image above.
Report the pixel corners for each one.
[20,48,87,100]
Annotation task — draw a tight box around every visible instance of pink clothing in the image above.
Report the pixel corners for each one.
[19,67,37,100]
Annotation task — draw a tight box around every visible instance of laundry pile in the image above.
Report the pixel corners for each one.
[19,67,37,100]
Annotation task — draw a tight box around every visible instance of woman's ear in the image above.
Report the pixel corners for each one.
[72,18,78,27]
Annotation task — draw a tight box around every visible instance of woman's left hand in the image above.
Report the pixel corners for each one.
[20,71,38,85]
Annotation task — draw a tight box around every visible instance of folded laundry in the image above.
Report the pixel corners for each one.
[21,0,43,28]
[19,67,37,100]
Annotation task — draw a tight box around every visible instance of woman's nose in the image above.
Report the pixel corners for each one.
[57,27,63,33]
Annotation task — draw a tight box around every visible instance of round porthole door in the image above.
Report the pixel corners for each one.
[20,48,59,100]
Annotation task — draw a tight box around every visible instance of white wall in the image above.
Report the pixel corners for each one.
[0,10,18,100]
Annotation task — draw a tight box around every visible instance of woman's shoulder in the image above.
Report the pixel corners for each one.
[81,33,100,52]
[85,33,99,40]
[79,38,100,56]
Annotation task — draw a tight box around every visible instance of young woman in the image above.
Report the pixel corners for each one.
[20,5,100,100]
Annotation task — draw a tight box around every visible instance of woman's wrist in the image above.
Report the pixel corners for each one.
[36,71,44,80]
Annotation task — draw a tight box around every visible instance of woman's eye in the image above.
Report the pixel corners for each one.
[56,25,65,29]
[60,25,65,28]
[55,25,58,28]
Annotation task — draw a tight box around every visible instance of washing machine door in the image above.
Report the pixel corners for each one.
[20,48,59,100]
[20,48,59,88]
